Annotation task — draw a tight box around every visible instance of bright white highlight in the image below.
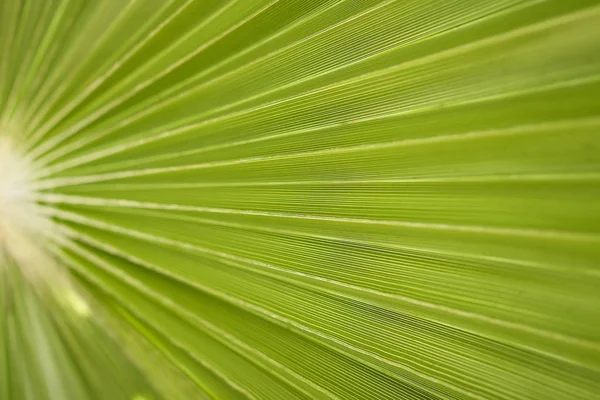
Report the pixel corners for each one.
[0,136,56,282]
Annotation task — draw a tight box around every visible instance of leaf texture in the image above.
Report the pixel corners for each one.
[1,0,600,399]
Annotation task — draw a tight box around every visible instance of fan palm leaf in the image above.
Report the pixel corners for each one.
[1,0,600,399]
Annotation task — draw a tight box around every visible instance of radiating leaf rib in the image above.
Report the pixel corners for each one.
[34,206,600,399]
[61,239,358,400]
[33,0,537,167]
[59,243,326,400]
[21,0,189,146]
[36,3,600,180]
[26,0,281,159]
[3,0,600,399]
[19,1,129,139]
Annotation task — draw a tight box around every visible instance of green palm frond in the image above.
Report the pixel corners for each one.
[2,1,600,399]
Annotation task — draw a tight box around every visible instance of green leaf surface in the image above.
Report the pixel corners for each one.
[1,0,600,399]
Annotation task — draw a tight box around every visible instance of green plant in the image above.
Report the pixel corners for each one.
[1,1,600,399]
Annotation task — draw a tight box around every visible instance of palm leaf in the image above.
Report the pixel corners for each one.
[1,0,600,399]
